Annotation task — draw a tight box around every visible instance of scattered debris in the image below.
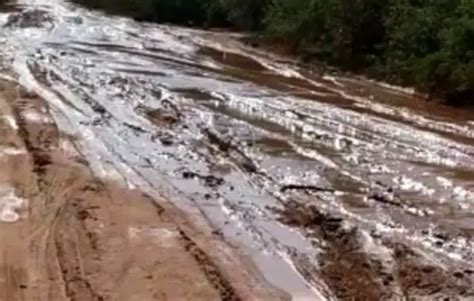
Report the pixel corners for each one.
[183,171,225,188]
[280,184,334,194]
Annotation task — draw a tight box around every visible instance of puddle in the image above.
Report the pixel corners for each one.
[0,189,27,223]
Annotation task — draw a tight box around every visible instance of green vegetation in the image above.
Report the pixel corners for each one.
[383,0,474,103]
[72,0,474,104]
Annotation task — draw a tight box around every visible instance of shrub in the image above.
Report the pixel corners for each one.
[71,0,474,103]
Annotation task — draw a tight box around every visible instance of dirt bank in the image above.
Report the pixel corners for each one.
[0,79,286,301]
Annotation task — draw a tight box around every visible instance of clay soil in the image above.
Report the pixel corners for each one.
[0,80,285,301]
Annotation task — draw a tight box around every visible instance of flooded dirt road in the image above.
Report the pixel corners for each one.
[0,76,281,300]
[1,0,473,300]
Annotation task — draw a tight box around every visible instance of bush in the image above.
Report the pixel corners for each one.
[265,0,474,101]
[217,0,268,29]
[73,0,209,24]
[72,0,474,104]
[384,0,474,100]
[265,0,387,68]
[71,0,268,28]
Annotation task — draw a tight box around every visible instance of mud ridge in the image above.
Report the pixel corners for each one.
[387,242,474,298]
[11,92,57,181]
[275,200,396,299]
[182,171,225,188]
[276,200,474,300]
[179,230,240,301]
[280,185,334,194]
[11,85,104,300]
[201,127,260,174]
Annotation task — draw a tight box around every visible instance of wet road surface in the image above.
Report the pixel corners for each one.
[1,1,473,299]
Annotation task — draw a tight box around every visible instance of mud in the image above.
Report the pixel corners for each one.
[0,1,474,300]
[4,9,52,28]
[0,80,283,300]
[276,201,474,300]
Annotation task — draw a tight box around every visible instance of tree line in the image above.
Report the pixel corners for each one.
[72,0,474,104]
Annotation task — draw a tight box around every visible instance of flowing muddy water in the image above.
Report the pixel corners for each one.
[1,0,474,299]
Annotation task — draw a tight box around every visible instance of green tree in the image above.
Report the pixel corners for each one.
[72,0,474,103]
[265,0,387,67]
[217,0,269,29]
[384,0,474,101]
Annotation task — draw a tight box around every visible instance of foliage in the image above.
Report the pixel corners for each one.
[265,0,388,68]
[71,0,474,103]
[383,0,474,101]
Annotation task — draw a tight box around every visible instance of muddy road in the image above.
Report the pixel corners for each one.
[1,0,474,300]
[0,78,282,300]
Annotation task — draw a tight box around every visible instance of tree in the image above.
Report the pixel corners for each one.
[72,0,474,104]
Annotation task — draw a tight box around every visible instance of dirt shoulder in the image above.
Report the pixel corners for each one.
[0,79,286,301]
